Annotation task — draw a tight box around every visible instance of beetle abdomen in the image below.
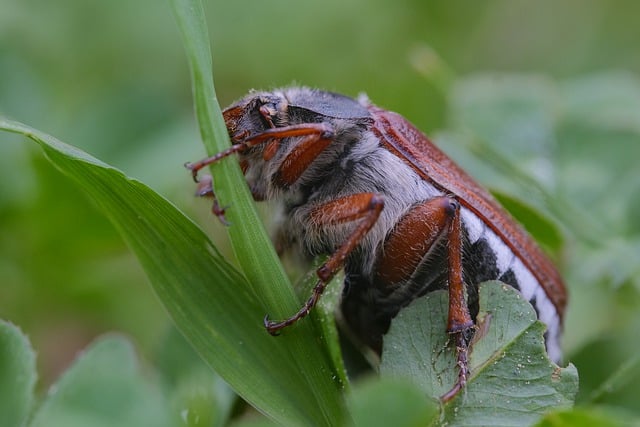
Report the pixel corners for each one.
[340,206,562,362]
[460,208,562,361]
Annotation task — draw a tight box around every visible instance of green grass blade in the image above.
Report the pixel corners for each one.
[0,117,344,425]
[170,1,346,423]
[170,0,293,310]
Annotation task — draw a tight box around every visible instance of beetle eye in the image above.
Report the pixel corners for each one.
[259,104,277,128]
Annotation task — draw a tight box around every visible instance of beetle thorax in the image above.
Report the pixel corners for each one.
[243,125,442,279]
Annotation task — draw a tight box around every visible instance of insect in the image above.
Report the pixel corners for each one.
[186,87,566,401]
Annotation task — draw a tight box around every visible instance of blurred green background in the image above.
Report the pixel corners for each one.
[2,0,640,421]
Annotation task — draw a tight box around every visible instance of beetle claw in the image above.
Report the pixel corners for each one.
[263,315,282,336]
[184,161,200,182]
[440,329,472,402]
[195,175,213,197]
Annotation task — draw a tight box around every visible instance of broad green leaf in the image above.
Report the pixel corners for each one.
[0,117,344,426]
[381,281,578,426]
[0,320,37,427]
[347,378,438,427]
[29,336,169,427]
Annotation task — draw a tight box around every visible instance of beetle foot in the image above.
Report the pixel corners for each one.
[440,328,473,403]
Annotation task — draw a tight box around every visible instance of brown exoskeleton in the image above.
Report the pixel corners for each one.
[186,87,566,401]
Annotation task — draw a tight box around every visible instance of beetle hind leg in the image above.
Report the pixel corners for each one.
[375,195,475,401]
[442,198,475,402]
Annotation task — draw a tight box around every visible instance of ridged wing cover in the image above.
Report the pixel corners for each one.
[368,105,567,321]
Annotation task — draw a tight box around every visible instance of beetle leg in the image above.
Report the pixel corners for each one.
[194,174,230,226]
[376,196,457,285]
[246,123,335,187]
[187,123,334,181]
[337,196,458,354]
[184,143,246,182]
[264,192,384,335]
[243,122,334,146]
[442,198,474,403]
[186,123,334,221]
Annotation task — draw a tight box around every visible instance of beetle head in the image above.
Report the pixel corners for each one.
[220,93,288,201]
[219,88,372,201]
[222,93,287,141]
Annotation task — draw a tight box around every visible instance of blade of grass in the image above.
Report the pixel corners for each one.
[170,0,291,309]
[0,117,344,425]
[171,0,347,423]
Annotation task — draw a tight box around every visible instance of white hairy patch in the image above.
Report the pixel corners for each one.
[461,208,485,244]
[533,283,562,362]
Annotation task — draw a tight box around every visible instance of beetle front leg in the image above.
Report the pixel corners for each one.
[264,192,384,335]
[186,122,335,223]
[263,123,335,187]
[185,144,246,182]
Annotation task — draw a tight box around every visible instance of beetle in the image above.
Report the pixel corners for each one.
[186,87,566,400]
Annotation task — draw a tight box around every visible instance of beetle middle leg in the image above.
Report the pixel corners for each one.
[264,192,384,335]
[193,174,230,225]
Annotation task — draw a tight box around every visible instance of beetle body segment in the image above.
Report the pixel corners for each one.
[189,87,566,394]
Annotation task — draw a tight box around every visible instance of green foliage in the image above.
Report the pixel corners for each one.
[29,336,170,427]
[2,0,640,426]
[438,73,640,418]
[346,379,438,427]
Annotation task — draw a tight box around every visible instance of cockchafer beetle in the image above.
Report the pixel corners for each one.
[186,87,566,401]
